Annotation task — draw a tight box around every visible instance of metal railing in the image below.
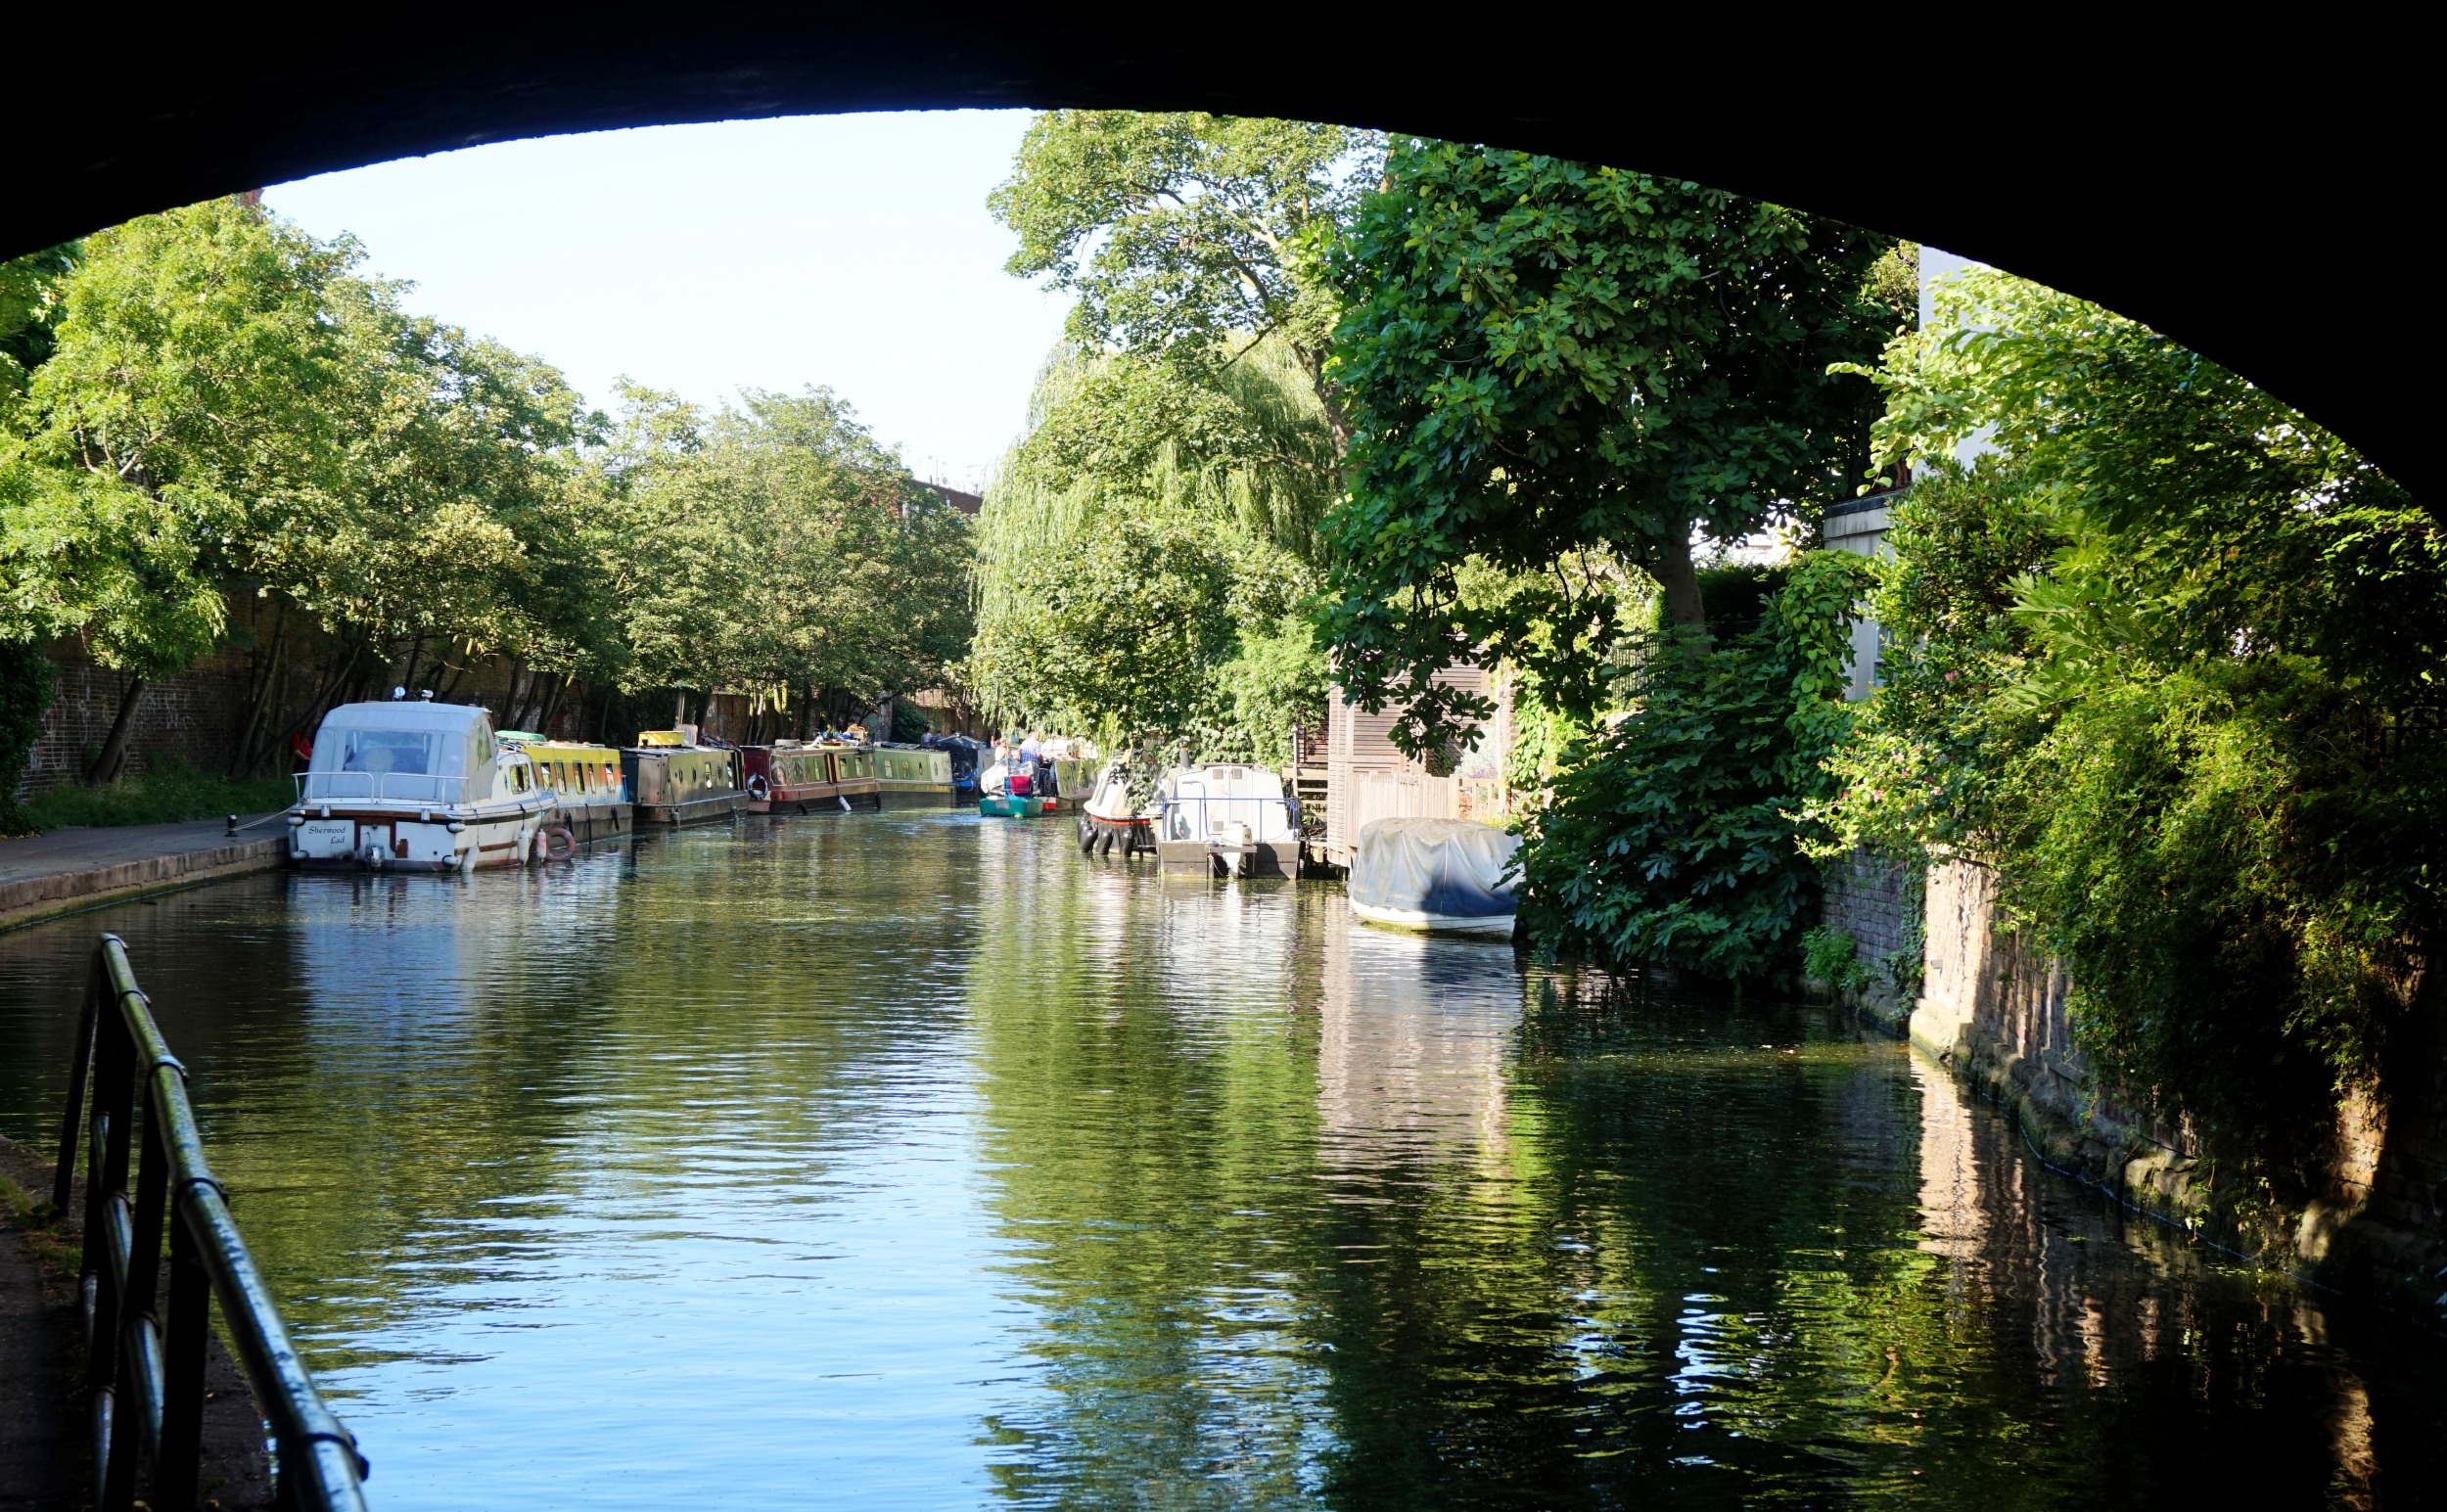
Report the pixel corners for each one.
[52,935,370,1512]
[296,770,470,805]
[1159,793,1299,844]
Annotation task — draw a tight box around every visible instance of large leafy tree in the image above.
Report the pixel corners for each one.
[600,386,970,716]
[1,200,351,780]
[263,278,609,691]
[991,112,1376,440]
[1319,146,1897,752]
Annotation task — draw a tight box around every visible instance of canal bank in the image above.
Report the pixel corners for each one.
[0,816,287,933]
[0,1131,276,1508]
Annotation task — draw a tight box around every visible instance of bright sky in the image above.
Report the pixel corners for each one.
[265,111,1071,493]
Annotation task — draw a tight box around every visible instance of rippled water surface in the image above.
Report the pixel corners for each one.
[2,813,2441,1508]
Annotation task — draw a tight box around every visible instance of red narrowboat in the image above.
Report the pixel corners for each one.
[741,741,884,814]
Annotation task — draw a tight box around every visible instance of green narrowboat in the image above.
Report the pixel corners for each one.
[873,744,955,806]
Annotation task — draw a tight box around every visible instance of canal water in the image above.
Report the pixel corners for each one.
[2,814,2440,1508]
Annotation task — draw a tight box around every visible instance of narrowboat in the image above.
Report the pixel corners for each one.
[288,699,552,870]
[741,740,883,814]
[828,744,884,809]
[507,735,633,843]
[872,743,955,806]
[622,730,748,827]
[1347,817,1521,936]
[1077,760,1157,857]
[1152,763,1302,877]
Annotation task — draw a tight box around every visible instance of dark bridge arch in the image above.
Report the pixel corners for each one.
[10,14,2424,494]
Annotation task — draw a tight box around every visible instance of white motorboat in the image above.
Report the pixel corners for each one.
[1347,817,1521,936]
[288,699,553,871]
[1152,762,1300,878]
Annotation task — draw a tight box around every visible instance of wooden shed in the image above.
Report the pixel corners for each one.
[1305,664,1510,871]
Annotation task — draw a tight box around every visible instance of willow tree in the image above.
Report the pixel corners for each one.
[968,341,1335,759]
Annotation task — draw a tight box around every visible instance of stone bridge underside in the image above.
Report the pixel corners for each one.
[2,13,2425,498]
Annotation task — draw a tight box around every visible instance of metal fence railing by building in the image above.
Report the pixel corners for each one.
[52,934,370,1512]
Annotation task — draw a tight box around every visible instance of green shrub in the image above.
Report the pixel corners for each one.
[1800,926,1870,994]
[23,753,294,829]
[1517,552,1868,980]
[2004,658,2440,1186]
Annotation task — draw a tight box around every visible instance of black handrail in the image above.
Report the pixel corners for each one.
[52,934,370,1512]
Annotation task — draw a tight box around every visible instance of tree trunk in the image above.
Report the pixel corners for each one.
[231,619,289,777]
[538,673,570,736]
[395,634,426,698]
[499,658,529,727]
[1654,528,1709,637]
[86,676,147,786]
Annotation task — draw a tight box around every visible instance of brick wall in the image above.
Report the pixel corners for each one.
[1817,848,1923,1026]
[13,606,632,800]
[20,638,254,795]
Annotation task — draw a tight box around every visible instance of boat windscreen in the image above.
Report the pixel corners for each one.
[331,729,438,776]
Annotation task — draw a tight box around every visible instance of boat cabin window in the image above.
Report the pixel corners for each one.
[337,730,436,776]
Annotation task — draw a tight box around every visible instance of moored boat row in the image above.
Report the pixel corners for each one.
[1063,752,1524,935]
[284,698,959,871]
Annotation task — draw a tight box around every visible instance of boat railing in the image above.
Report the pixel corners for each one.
[295,770,470,805]
[1160,793,1298,843]
[51,935,370,1512]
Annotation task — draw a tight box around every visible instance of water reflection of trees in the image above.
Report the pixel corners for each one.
[6,828,2427,1504]
[972,888,2427,1509]
[966,846,1333,1508]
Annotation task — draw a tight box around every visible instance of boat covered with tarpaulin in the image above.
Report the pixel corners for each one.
[1347,817,1520,936]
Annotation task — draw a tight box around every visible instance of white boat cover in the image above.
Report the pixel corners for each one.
[1349,818,1522,923]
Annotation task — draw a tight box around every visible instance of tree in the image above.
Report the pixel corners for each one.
[598,386,971,722]
[969,341,1330,754]
[258,278,609,704]
[0,200,350,781]
[992,112,1377,441]
[1827,267,2445,1204]
[0,244,76,423]
[1518,552,1867,979]
[1319,146,1897,753]
[971,510,1236,744]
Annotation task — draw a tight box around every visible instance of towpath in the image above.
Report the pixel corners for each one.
[0,814,287,932]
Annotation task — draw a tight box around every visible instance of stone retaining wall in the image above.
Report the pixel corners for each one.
[1817,848,1922,1028]
[1908,857,2447,1319]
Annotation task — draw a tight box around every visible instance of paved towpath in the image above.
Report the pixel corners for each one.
[0,814,287,932]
